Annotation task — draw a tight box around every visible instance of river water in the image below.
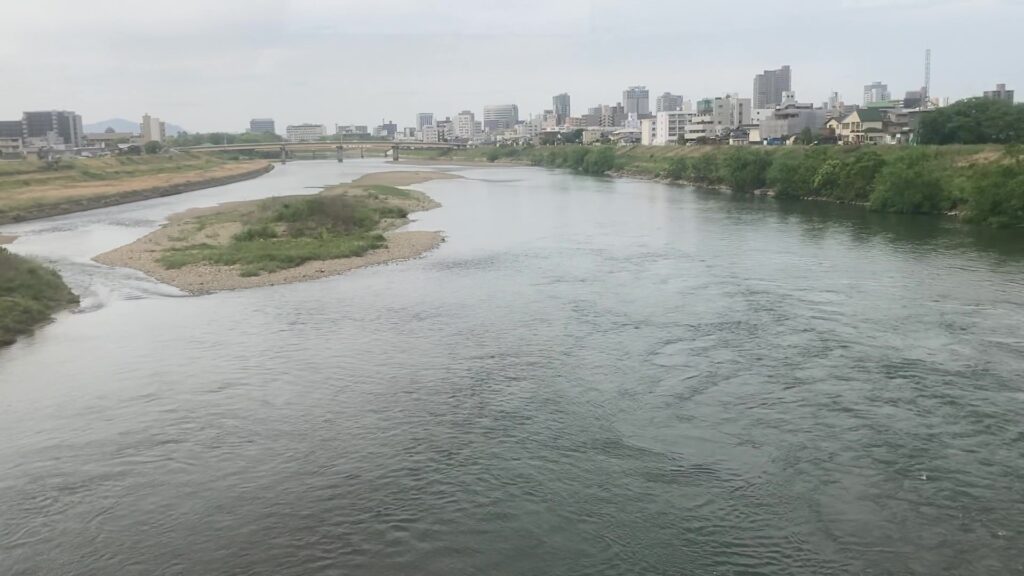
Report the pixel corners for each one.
[2,159,1023,575]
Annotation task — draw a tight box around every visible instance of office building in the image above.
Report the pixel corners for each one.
[454,110,476,140]
[286,123,326,141]
[336,124,369,135]
[753,65,792,109]
[22,110,83,148]
[483,104,519,131]
[249,118,276,134]
[553,93,571,123]
[416,113,434,131]
[140,113,166,143]
[863,82,891,105]
[373,121,398,138]
[435,118,453,141]
[656,92,684,113]
[0,120,22,139]
[984,83,1014,103]
[623,86,650,116]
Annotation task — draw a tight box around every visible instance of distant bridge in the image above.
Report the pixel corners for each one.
[177,140,463,162]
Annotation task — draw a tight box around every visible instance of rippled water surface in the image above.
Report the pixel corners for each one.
[2,160,1023,575]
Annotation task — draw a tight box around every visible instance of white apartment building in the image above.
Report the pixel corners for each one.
[140,113,165,143]
[640,118,656,146]
[286,123,326,142]
[454,111,476,140]
[653,111,697,145]
[420,125,439,143]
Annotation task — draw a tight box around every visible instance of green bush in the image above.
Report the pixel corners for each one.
[718,148,771,193]
[959,161,1024,227]
[869,150,949,214]
[0,248,78,346]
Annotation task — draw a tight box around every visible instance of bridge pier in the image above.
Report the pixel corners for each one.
[280,145,287,164]
[391,145,399,162]
[360,148,364,159]
[336,145,344,163]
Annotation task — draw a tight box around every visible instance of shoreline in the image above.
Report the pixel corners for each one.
[95,171,456,294]
[0,162,274,225]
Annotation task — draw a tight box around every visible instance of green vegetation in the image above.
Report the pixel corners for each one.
[917,98,1024,145]
[164,131,285,147]
[410,143,1024,227]
[0,248,79,347]
[159,191,410,276]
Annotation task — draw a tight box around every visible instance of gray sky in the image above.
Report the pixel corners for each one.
[2,0,1020,133]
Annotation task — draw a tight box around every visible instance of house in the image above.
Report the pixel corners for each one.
[837,108,886,145]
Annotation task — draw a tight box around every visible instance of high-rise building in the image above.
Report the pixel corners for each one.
[454,110,476,140]
[623,86,650,116]
[983,83,1014,103]
[752,65,792,109]
[863,82,891,105]
[21,110,83,147]
[140,113,166,143]
[249,118,275,134]
[483,104,519,131]
[553,93,571,123]
[416,113,434,131]
[656,92,684,113]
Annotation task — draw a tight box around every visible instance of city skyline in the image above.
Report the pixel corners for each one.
[3,0,1023,132]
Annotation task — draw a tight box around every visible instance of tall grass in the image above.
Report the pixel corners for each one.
[159,194,408,276]
[0,248,78,347]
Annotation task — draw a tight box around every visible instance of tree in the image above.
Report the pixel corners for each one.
[561,129,584,144]
[719,148,770,192]
[143,140,162,155]
[796,127,816,145]
[917,98,1024,145]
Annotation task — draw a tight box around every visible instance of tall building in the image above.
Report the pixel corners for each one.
[623,86,650,116]
[249,118,275,134]
[373,121,398,139]
[656,92,684,113]
[22,110,83,147]
[483,104,519,131]
[454,110,476,140]
[140,113,166,143]
[752,65,792,109]
[285,123,326,141]
[416,113,434,131]
[435,118,454,141]
[863,82,891,105]
[983,83,1014,103]
[553,93,571,123]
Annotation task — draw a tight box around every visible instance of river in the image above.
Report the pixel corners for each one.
[2,159,1023,575]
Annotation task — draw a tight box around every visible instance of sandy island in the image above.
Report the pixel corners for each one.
[95,171,458,294]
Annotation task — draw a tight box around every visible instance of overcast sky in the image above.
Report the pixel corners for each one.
[2,0,1020,132]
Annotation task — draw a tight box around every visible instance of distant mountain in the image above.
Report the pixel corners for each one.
[83,118,186,136]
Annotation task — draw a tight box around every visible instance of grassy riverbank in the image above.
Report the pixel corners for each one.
[407,145,1024,227]
[95,171,454,293]
[0,248,78,347]
[0,153,271,224]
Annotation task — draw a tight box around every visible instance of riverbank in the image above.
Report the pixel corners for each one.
[95,171,456,294]
[405,144,1024,227]
[0,154,272,224]
[0,248,79,347]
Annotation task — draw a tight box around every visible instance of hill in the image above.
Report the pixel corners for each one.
[83,118,185,136]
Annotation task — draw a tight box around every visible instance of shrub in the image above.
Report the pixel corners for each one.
[869,150,949,214]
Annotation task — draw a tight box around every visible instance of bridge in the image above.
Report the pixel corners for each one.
[178,140,465,163]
